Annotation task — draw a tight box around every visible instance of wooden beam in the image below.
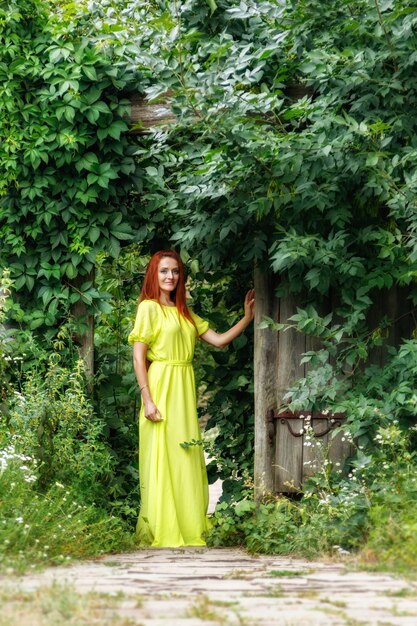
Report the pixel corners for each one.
[70,269,95,380]
[129,93,176,133]
[253,266,279,500]
[128,85,315,132]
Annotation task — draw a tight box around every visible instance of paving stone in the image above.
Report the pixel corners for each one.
[1,547,417,625]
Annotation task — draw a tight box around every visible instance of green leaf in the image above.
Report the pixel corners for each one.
[96,300,113,314]
[108,237,121,258]
[366,153,379,167]
[83,87,103,104]
[25,275,35,291]
[14,275,26,290]
[205,0,217,14]
[89,226,101,244]
[82,65,98,80]
[65,264,77,279]
[107,120,129,140]
[75,152,99,173]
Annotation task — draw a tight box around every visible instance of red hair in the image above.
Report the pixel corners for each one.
[139,250,197,330]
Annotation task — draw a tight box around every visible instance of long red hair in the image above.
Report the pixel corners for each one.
[139,250,196,330]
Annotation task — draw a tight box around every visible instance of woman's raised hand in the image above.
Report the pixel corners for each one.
[244,289,255,321]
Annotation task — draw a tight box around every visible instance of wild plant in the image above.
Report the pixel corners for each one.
[0,440,134,573]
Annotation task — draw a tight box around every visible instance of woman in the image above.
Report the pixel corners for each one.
[128,250,254,547]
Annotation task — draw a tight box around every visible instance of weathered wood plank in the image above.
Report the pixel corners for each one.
[302,417,327,480]
[276,295,306,407]
[304,330,324,375]
[70,269,95,380]
[129,93,176,132]
[128,85,315,132]
[274,417,303,492]
[254,266,278,500]
[274,295,306,492]
[328,424,354,474]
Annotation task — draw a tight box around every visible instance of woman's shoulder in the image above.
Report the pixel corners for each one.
[136,299,163,318]
[138,299,160,310]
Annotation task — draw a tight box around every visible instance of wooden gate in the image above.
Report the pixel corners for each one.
[253,267,415,499]
[267,410,352,492]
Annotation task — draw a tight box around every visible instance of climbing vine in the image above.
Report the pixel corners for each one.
[0,0,143,333]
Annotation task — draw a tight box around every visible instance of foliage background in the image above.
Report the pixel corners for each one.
[1,0,417,572]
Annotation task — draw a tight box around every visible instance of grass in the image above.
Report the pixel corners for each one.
[314,605,369,625]
[384,587,417,598]
[0,458,136,575]
[186,595,252,626]
[297,589,319,599]
[0,583,143,626]
[320,597,348,608]
[388,603,417,617]
[268,569,312,577]
[264,584,285,598]
[186,594,227,623]
[224,568,253,580]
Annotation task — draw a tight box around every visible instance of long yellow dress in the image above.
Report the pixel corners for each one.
[128,299,210,547]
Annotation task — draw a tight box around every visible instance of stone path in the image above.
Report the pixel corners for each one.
[3,547,417,625]
[2,485,417,624]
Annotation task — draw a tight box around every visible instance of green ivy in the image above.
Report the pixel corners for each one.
[0,0,144,332]
[85,0,417,492]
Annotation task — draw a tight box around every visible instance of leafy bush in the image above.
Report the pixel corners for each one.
[5,357,116,504]
[0,273,137,572]
[0,442,134,573]
[207,422,417,574]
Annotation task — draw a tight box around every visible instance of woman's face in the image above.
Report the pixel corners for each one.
[158,257,180,296]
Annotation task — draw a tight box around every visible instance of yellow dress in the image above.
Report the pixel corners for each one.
[128,299,210,547]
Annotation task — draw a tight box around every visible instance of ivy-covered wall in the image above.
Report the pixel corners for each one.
[0,0,143,333]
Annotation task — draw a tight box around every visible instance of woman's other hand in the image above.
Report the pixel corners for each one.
[244,289,255,322]
[144,400,163,422]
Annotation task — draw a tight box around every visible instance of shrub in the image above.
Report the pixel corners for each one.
[207,423,417,574]
[5,356,116,507]
[0,442,134,573]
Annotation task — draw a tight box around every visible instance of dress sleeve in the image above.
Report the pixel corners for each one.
[128,300,159,345]
[190,309,210,336]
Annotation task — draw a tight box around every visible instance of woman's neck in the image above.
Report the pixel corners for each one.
[159,293,175,306]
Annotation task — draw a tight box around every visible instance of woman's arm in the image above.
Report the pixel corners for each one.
[200,289,255,349]
[133,342,163,422]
